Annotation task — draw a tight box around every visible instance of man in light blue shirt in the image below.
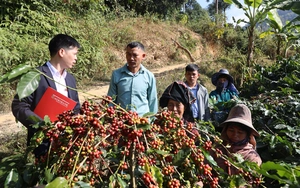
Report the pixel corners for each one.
[107,42,158,116]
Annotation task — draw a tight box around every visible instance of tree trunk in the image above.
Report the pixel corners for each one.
[215,0,218,14]
[247,26,255,67]
[223,9,226,25]
[276,38,281,57]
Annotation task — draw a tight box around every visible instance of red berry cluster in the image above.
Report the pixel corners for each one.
[32,96,260,187]
[162,165,175,176]
[168,178,180,188]
[141,172,158,187]
[203,140,212,151]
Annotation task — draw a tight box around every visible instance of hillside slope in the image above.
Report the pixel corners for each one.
[94,18,220,79]
[77,17,224,99]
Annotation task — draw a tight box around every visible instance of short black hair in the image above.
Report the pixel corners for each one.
[185,64,199,73]
[49,34,80,57]
[126,41,145,51]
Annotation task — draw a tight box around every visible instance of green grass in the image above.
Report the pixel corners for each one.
[0,132,27,162]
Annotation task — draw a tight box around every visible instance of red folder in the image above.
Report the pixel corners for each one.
[34,87,77,121]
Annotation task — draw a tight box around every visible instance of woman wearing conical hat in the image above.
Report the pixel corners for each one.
[213,104,262,175]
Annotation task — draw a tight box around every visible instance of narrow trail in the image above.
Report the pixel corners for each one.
[0,63,188,138]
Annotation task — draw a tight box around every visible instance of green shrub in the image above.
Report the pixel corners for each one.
[241,55,300,164]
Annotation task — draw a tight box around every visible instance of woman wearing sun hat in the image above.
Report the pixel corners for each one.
[209,69,240,124]
[209,68,239,104]
[212,104,262,175]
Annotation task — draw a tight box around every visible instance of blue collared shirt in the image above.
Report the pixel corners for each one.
[185,81,210,121]
[187,84,199,119]
[107,64,158,116]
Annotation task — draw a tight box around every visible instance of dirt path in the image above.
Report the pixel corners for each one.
[0,63,188,138]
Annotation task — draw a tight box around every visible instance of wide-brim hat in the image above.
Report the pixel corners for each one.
[211,69,234,86]
[220,104,259,137]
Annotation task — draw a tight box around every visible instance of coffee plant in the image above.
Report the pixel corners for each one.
[2,94,264,187]
[239,54,300,187]
[241,54,300,161]
[28,98,260,187]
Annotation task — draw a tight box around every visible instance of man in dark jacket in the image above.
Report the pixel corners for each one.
[11,34,81,147]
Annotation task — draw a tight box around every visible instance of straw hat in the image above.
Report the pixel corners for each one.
[220,104,259,137]
[211,69,234,86]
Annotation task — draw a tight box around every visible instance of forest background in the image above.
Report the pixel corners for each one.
[0,0,300,187]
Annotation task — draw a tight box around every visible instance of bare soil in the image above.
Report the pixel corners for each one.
[0,63,188,139]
